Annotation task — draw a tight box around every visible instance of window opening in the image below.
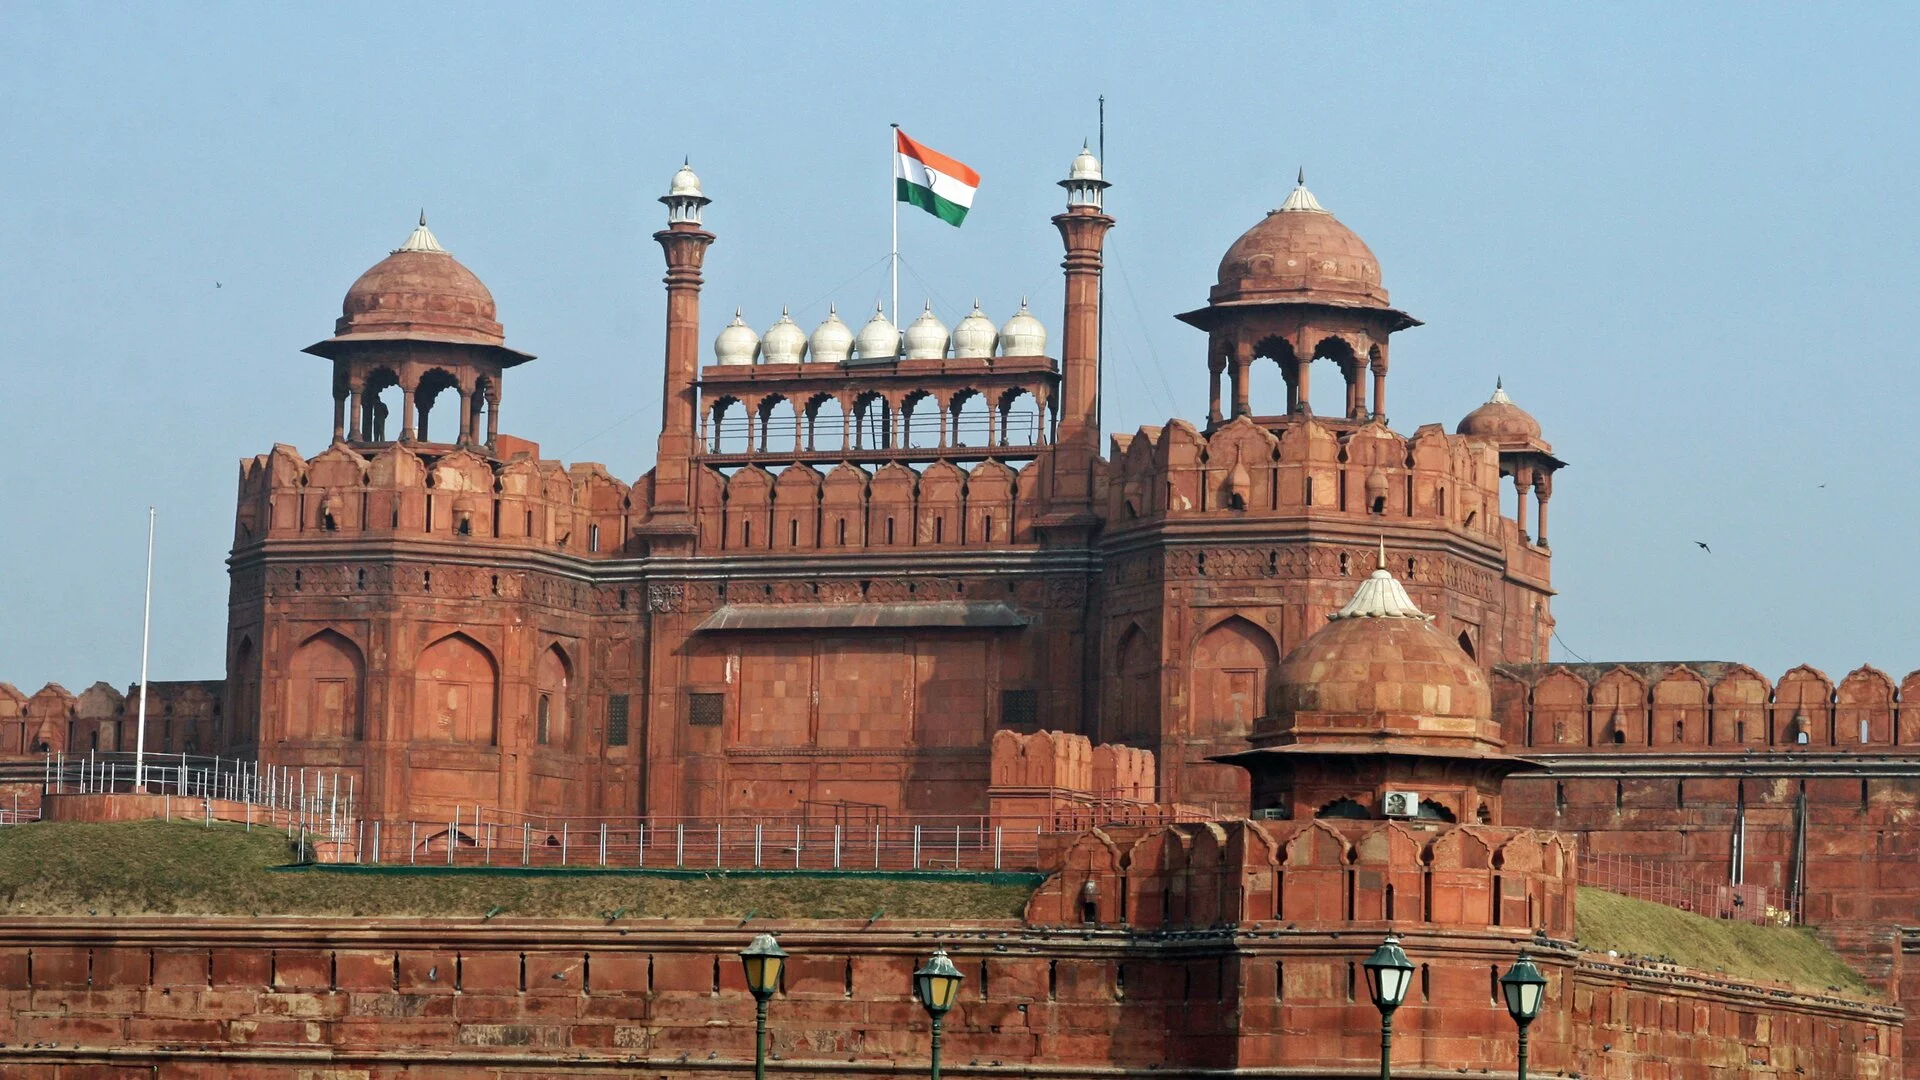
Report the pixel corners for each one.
[607,694,629,747]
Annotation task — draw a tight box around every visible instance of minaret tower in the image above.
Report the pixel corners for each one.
[648,162,715,547]
[1048,143,1114,520]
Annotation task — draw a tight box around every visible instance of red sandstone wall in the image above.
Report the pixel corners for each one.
[0,917,1892,1078]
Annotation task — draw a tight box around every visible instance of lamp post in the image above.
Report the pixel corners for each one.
[914,948,965,1080]
[1362,934,1415,1080]
[1500,951,1547,1080]
[739,933,787,1080]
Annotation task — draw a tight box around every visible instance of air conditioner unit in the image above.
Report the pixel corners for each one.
[1254,807,1289,820]
[1382,791,1420,819]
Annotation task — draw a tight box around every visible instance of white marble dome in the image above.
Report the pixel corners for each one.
[999,299,1048,356]
[761,307,807,364]
[667,161,704,199]
[855,304,900,362]
[809,305,854,364]
[714,308,759,365]
[903,303,949,360]
[1068,143,1103,183]
[953,301,997,359]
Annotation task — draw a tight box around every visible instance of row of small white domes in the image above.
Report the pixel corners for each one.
[715,301,1048,365]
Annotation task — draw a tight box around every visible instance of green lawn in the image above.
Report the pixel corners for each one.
[0,820,1036,921]
[1575,886,1873,998]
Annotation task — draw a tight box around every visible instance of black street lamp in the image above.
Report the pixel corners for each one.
[1362,934,1415,1080]
[739,933,788,1080]
[914,948,965,1080]
[1500,951,1548,1080]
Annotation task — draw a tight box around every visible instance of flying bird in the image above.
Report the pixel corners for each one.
[215,282,222,288]
[1695,541,1711,553]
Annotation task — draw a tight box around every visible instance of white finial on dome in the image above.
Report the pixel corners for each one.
[903,301,950,360]
[1329,555,1429,621]
[714,307,759,365]
[1276,168,1327,214]
[761,306,807,364]
[810,304,855,364]
[395,212,446,254]
[999,298,1048,356]
[952,300,997,358]
[1488,377,1513,405]
[661,158,712,225]
[854,302,900,363]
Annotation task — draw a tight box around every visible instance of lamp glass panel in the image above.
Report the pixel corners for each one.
[1379,964,1410,1005]
[1519,980,1543,1017]
[927,972,960,1011]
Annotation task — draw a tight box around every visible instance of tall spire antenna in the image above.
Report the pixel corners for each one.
[1096,93,1106,441]
[1297,167,1305,186]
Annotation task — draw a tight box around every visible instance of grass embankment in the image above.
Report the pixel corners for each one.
[1575,886,1872,998]
[0,820,1035,921]
[0,824,1875,998]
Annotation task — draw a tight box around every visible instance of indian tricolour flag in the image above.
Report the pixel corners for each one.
[894,129,979,226]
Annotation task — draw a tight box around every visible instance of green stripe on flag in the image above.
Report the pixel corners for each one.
[897,178,969,226]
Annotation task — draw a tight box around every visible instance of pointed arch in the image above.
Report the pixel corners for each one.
[414,632,498,744]
[1109,622,1158,748]
[287,629,366,741]
[230,634,261,744]
[1187,615,1280,808]
[535,643,572,749]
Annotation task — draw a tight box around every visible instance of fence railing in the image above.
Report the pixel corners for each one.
[37,751,356,845]
[1578,850,1791,926]
[324,814,1046,873]
[706,407,1046,456]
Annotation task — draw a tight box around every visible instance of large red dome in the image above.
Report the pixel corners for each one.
[1212,181,1388,308]
[332,220,504,347]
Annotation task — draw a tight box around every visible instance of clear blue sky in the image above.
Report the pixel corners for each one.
[2,3,1915,689]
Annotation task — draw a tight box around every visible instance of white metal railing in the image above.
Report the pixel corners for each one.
[322,813,1047,873]
[39,751,355,845]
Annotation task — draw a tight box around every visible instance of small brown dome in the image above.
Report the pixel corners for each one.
[333,218,504,347]
[1264,566,1499,753]
[1271,612,1490,726]
[1213,179,1388,308]
[1457,381,1543,442]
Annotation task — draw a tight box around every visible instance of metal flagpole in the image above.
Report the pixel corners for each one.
[134,506,155,791]
[890,123,900,325]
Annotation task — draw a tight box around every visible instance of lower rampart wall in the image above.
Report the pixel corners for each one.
[0,916,1896,1078]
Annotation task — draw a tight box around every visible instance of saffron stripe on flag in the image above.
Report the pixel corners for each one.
[894,130,980,187]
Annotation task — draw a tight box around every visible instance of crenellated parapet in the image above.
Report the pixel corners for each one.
[694,457,1042,553]
[1026,818,1576,936]
[234,440,641,559]
[1494,661,1920,752]
[1104,414,1510,548]
[0,679,225,759]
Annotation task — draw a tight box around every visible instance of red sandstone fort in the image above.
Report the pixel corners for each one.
[2,149,1915,1077]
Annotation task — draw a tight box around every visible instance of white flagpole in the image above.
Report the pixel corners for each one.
[134,506,155,791]
[890,123,900,326]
